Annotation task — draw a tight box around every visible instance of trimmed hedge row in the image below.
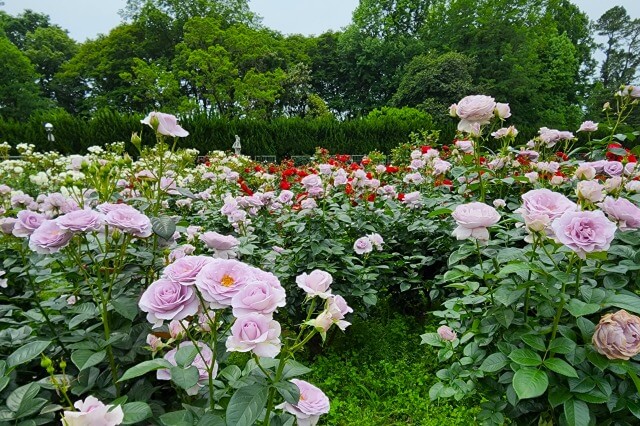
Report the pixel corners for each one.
[0,109,540,158]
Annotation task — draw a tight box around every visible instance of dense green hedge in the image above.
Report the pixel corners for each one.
[0,109,541,158]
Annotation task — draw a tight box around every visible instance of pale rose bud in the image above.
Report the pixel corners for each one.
[169,319,186,339]
[550,175,564,186]
[146,334,162,352]
[593,310,640,360]
[525,172,539,183]
[577,121,598,132]
[626,181,640,193]
[603,102,611,111]
[604,177,623,191]
[449,103,458,117]
[66,295,78,305]
[577,180,604,203]
[437,325,457,341]
[574,164,596,180]
[493,199,506,209]
[495,102,511,119]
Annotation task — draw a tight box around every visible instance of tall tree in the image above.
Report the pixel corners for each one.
[0,9,50,49]
[352,0,431,38]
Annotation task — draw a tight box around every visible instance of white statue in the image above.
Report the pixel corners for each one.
[232,135,241,155]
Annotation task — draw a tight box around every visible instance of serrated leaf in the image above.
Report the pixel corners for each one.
[479,353,508,373]
[7,341,51,369]
[512,368,548,399]
[119,359,172,382]
[282,360,312,380]
[7,383,40,412]
[604,294,640,315]
[196,413,225,426]
[522,334,546,352]
[122,402,152,424]
[160,410,194,426]
[544,358,578,378]
[548,337,576,355]
[174,346,199,368]
[226,384,269,426]
[274,381,300,405]
[564,399,590,426]
[111,297,139,321]
[151,216,176,240]
[566,299,600,317]
[509,348,542,366]
[170,365,199,390]
[71,350,106,372]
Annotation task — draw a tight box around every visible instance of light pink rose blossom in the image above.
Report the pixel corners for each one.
[276,379,330,426]
[28,220,73,254]
[138,278,199,328]
[495,102,511,119]
[455,95,496,133]
[195,259,255,308]
[600,197,640,231]
[578,120,598,132]
[12,210,45,237]
[104,209,152,238]
[226,313,282,358]
[577,180,605,203]
[515,189,577,233]
[60,396,124,426]
[296,270,333,299]
[551,210,617,259]
[163,255,212,285]
[200,232,239,259]
[231,279,287,317]
[353,236,373,255]
[141,112,189,138]
[57,209,105,232]
[451,202,501,242]
[437,325,457,341]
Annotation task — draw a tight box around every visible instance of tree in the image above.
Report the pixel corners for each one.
[0,37,48,120]
[23,26,78,100]
[0,9,50,49]
[352,0,431,38]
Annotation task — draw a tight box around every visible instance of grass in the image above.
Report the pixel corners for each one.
[303,303,481,425]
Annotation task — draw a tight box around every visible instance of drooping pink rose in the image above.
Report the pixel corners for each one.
[60,396,124,426]
[28,220,73,254]
[12,210,45,237]
[600,197,640,231]
[451,202,501,242]
[163,255,212,285]
[57,209,105,232]
[296,270,333,299]
[141,112,189,138]
[226,313,282,358]
[138,278,200,327]
[437,325,457,341]
[104,209,152,238]
[276,379,330,426]
[157,341,218,395]
[231,279,287,317]
[551,210,617,259]
[593,310,640,360]
[195,259,256,308]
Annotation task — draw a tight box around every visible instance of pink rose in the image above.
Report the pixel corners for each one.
[231,279,287,317]
[12,210,45,237]
[28,220,73,254]
[604,161,624,177]
[578,121,598,132]
[455,140,474,154]
[0,217,17,234]
[437,325,457,341]
[455,95,496,133]
[301,174,322,189]
[199,231,239,259]
[61,396,124,426]
[157,341,218,395]
[574,164,596,180]
[146,334,162,352]
[57,209,105,232]
[551,210,617,259]
[104,209,152,238]
[577,181,604,203]
[141,112,189,138]
[515,189,577,233]
[138,278,200,327]
[226,313,282,358]
[593,310,640,360]
[296,270,333,299]
[353,236,373,255]
[195,259,255,308]
[277,379,330,426]
[495,102,511,119]
[451,202,501,242]
[163,255,212,286]
[600,197,640,231]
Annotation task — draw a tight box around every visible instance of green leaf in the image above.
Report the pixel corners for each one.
[566,299,600,317]
[0,377,9,393]
[548,386,572,408]
[170,366,199,391]
[544,358,578,378]
[548,337,576,355]
[508,349,542,366]
[122,402,152,425]
[604,294,640,315]
[282,360,312,380]
[479,353,508,373]
[119,359,172,382]
[6,383,39,412]
[226,384,269,426]
[521,334,546,352]
[111,297,139,321]
[274,381,300,405]
[174,346,199,368]
[160,410,194,426]
[219,365,242,383]
[15,397,47,418]
[71,350,106,372]
[362,293,377,306]
[564,399,590,426]
[7,341,51,369]
[151,216,176,240]
[420,333,444,347]
[512,368,548,399]
[196,413,225,426]
[496,262,531,278]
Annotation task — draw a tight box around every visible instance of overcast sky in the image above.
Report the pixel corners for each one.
[1,0,638,42]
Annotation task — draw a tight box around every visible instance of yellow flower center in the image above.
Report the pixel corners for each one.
[221,274,235,287]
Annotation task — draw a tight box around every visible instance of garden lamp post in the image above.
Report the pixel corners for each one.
[44,123,55,142]
[232,135,241,155]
